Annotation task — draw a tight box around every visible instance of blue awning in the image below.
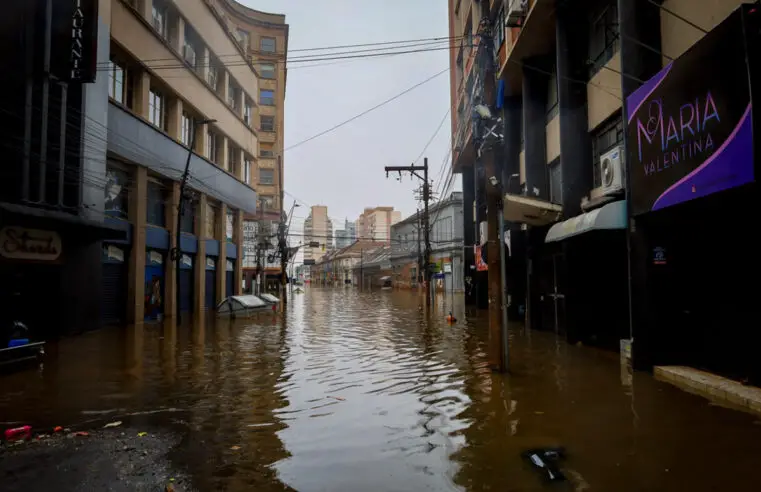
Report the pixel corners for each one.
[545,200,627,243]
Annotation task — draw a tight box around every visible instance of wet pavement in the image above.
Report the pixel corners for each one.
[2,288,761,491]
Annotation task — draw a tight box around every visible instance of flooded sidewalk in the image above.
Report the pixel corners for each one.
[1,288,760,491]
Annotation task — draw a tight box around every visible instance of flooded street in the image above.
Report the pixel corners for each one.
[2,288,761,491]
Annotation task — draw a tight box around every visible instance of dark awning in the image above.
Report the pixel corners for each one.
[0,202,127,242]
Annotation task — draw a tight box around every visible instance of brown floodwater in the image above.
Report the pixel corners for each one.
[2,288,761,491]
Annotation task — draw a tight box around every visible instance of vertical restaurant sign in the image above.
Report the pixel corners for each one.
[52,0,99,83]
[625,7,754,216]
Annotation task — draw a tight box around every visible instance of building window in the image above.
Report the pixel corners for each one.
[493,7,506,53]
[260,115,275,132]
[591,112,624,188]
[146,180,166,227]
[260,63,276,79]
[259,89,275,106]
[104,165,129,218]
[260,37,276,53]
[207,59,219,91]
[547,61,559,121]
[260,195,275,210]
[108,59,125,104]
[180,112,194,147]
[228,80,239,109]
[151,0,167,39]
[588,1,619,79]
[236,29,249,49]
[244,158,251,184]
[180,197,194,234]
[260,149,274,158]
[244,101,252,126]
[227,143,237,172]
[206,129,217,162]
[148,88,165,130]
[260,169,274,185]
[548,158,562,205]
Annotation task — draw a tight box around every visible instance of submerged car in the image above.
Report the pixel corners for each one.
[216,295,271,318]
[0,321,45,369]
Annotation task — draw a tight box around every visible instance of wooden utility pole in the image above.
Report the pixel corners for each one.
[385,160,432,308]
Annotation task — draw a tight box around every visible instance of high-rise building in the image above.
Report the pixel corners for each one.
[356,207,401,243]
[334,219,357,249]
[303,206,333,263]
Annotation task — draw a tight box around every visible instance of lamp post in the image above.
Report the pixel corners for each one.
[172,118,215,321]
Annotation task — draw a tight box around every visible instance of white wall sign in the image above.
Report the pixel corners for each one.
[181,254,192,267]
[0,227,62,261]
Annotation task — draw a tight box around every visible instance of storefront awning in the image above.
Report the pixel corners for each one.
[0,202,127,241]
[503,194,563,226]
[545,200,627,243]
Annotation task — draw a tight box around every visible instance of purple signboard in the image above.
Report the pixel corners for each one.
[626,7,755,216]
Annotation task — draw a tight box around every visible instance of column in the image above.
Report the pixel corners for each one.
[556,6,593,217]
[236,88,245,119]
[194,194,208,317]
[219,135,229,171]
[234,209,244,295]
[474,162,488,310]
[167,98,183,142]
[127,166,148,324]
[172,16,185,54]
[461,163,476,306]
[134,70,151,120]
[164,181,180,319]
[199,47,210,84]
[219,70,230,103]
[522,57,550,201]
[194,120,206,156]
[216,203,228,303]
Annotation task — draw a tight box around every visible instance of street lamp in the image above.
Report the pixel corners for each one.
[172,118,215,321]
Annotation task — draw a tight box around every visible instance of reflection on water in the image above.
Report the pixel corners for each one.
[2,289,761,491]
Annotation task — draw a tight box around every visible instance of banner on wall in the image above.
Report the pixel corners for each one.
[474,245,487,272]
[626,7,756,216]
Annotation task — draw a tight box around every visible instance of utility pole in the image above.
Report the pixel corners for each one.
[276,201,300,305]
[360,248,364,290]
[472,18,506,372]
[385,159,432,308]
[416,209,423,287]
[171,118,214,321]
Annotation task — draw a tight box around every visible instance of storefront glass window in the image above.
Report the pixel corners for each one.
[104,166,129,218]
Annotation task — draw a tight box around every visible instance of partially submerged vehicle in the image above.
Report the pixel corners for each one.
[0,321,45,369]
[258,293,281,305]
[216,295,270,318]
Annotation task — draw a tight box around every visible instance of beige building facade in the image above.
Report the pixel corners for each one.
[101,0,266,323]
[355,207,402,243]
[303,205,333,263]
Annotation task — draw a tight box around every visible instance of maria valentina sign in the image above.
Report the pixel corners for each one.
[626,7,755,216]
[0,227,62,261]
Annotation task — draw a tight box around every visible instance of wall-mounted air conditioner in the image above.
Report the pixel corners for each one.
[591,145,625,199]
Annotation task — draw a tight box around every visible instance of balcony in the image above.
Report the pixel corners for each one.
[107,103,258,214]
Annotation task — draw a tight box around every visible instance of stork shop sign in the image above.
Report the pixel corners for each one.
[0,227,62,261]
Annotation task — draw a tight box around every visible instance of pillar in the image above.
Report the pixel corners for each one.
[199,47,210,84]
[134,71,151,120]
[127,166,147,324]
[219,70,229,103]
[194,119,206,156]
[172,15,185,54]
[236,87,245,119]
[167,98,183,142]
[461,163,476,306]
[522,57,550,201]
[164,181,180,319]
[556,5,593,217]
[233,209,244,295]
[474,161,488,310]
[216,203,228,303]
[194,194,208,317]
[219,135,229,171]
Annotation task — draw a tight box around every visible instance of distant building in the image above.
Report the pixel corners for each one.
[303,205,333,263]
[355,207,402,243]
[334,219,357,249]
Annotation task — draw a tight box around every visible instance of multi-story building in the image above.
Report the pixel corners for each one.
[212,0,289,289]
[303,205,333,263]
[448,0,760,383]
[334,219,357,249]
[0,0,270,332]
[355,207,402,243]
[390,193,464,292]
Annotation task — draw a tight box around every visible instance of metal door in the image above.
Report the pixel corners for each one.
[102,262,127,326]
[179,269,193,313]
[205,270,216,310]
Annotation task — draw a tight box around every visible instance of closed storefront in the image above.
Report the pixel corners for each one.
[179,254,194,313]
[205,257,216,310]
[101,244,128,326]
[144,250,164,322]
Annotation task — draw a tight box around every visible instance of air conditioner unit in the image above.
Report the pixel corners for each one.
[507,0,528,25]
[183,45,196,66]
[591,145,625,199]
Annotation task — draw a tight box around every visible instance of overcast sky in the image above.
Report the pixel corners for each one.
[239,0,458,241]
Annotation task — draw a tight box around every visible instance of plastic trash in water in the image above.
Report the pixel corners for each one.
[522,447,567,482]
[4,425,32,441]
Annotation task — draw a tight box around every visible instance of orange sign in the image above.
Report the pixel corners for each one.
[474,246,487,272]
